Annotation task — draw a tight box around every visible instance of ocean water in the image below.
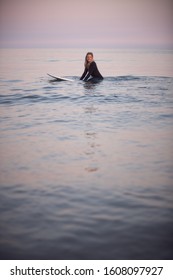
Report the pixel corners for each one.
[0,48,173,259]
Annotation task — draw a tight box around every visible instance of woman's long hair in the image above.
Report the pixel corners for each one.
[84,52,93,69]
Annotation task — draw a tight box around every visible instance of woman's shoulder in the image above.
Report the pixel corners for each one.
[90,61,96,67]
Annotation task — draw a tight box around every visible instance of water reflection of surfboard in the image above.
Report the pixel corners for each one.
[47,73,74,82]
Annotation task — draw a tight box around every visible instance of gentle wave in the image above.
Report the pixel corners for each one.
[0,76,172,106]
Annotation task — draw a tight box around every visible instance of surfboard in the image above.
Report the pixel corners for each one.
[47,73,74,82]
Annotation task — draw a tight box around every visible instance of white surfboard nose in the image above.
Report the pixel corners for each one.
[47,73,74,82]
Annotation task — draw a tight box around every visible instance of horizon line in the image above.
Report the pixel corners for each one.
[1,45,173,50]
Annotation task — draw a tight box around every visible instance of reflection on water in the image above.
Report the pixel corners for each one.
[0,48,173,260]
[83,79,103,91]
[83,105,101,173]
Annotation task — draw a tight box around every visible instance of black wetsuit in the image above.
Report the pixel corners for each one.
[80,61,103,81]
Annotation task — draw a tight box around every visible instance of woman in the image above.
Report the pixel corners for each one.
[80,52,103,82]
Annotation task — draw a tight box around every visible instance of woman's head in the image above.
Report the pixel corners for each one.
[85,52,94,68]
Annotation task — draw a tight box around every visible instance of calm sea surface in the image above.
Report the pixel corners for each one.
[0,48,173,259]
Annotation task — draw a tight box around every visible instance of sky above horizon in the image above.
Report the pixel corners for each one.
[0,0,173,48]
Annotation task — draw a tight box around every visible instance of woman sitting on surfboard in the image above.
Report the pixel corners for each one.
[80,52,103,82]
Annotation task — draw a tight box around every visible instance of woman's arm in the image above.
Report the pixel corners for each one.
[83,62,97,81]
[80,68,88,80]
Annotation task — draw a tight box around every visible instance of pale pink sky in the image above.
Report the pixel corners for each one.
[0,0,173,48]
